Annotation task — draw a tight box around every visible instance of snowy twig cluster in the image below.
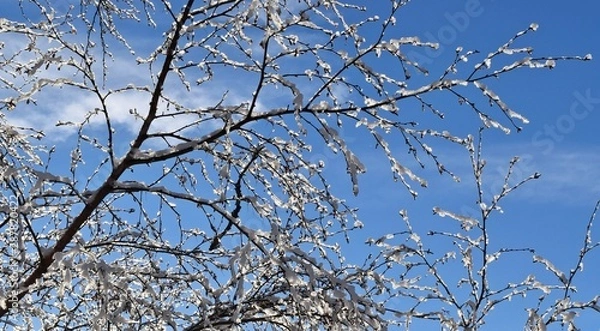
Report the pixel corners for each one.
[0,0,596,330]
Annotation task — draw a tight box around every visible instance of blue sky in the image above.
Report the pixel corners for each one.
[2,0,599,329]
[343,0,600,329]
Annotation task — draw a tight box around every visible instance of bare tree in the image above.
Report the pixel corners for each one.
[0,0,596,330]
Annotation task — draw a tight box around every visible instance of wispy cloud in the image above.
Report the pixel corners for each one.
[516,150,600,205]
[4,48,250,144]
[443,142,600,206]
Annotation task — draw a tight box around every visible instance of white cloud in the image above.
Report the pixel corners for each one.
[4,53,248,144]
[442,143,600,206]
[521,151,600,204]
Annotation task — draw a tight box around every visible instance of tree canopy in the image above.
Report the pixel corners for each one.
[0,0,597,330]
